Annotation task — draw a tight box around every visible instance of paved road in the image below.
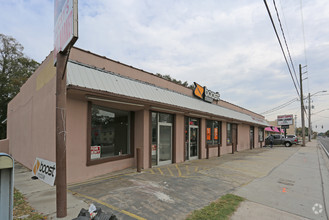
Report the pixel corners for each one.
[318,136,329,156]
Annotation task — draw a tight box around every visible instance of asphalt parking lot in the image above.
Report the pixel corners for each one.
[68,146,301,220]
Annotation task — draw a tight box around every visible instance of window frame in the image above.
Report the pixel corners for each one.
[206,120,222,146]
[258,127,265,142]
[226,122,233,145]
[87,102,134,166]
[150,111,174,166]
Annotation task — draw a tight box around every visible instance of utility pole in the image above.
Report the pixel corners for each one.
[294,115,297,135]
[308,93,311,141]
[299,64,306,146]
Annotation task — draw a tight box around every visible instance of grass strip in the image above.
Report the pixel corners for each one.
[186,194,245,220]
[13,188,46,220]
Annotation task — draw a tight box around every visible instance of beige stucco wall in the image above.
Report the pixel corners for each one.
[208,147,219,158]
[134,109,150,169]
[199,118,206,159]
[237,124,250,151]
[0,139,9,154]
[7,52,56,169]
[69,48,193,98]
[219,122,230,155]
[174,114,185,163]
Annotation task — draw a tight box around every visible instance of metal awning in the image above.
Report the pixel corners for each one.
[66,61,268,126]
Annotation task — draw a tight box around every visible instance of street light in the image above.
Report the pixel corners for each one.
[308,90,328,141]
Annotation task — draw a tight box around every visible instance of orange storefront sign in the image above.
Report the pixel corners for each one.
[206,128,211,140]
[214,127,218,140]
[193,82,204,100]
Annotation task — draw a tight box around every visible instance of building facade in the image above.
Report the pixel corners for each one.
[6,48,268,184]
[268,117,296,136]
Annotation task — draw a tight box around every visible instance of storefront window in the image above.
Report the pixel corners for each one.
[227,123,232,145]
[159,113,173,123]
[90,105,130,160]
[206,120,221,145]
[151,112,157,166]
[258,128,264,142]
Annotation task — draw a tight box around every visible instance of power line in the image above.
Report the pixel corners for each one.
[261,97,298,115]
[273,0,299,89]
[263,0,300,98]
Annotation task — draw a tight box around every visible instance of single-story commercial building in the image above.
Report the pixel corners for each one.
[5,47,268,184]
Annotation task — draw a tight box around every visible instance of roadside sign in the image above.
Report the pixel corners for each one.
[281,125,289,129]
[32,158,56,186]
[54,0,78,65]
[277,115,293,126]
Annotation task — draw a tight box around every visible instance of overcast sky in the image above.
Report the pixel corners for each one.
[1,0,328,133]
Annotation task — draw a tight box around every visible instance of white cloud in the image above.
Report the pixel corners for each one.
[1,0,328,132]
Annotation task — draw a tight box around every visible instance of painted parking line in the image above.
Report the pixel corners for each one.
[157,167,164,175]
[69,172,135,188]
[175,164,182,177]
[185,165,190,175]
[69,190,146,220]
[167,167,174,176]
[144,164,208,178]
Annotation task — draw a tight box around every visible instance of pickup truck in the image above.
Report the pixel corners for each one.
[265,134,298,147]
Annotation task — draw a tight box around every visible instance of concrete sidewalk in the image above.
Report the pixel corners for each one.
[232,140,329,220]
[13,140,329,219]
[14,163,89,219]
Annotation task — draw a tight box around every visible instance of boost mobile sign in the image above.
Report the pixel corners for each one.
[193,82,220,103]
[32,158,56,186]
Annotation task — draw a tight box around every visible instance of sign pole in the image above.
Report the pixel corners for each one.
[54,0,78,217]
[56,50,70,218]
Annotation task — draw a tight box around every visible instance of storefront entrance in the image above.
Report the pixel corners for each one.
[151,112,173,166]
[185,117,199,161]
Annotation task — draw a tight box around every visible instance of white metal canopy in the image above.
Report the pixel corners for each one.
[66,61,268,127]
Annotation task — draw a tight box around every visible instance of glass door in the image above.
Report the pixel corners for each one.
[158,123,172,166]
[250,126,254,149]
[189,125,199,160]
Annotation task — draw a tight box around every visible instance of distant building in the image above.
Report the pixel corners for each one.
[268,117,296,136]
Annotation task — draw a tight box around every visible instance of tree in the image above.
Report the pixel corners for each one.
[0,34,39,139]
[296,127,309,137]
[156,73,195,89]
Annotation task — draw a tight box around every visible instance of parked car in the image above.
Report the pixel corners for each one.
[286,135,299,145]
[265,134,296,147]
